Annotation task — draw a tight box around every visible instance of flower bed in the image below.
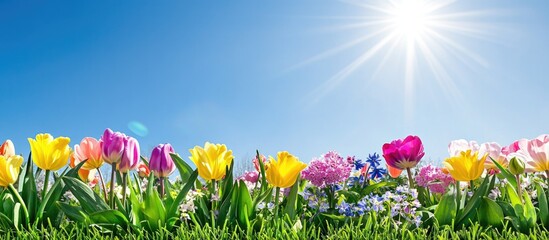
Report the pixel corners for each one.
[1,130,549,239]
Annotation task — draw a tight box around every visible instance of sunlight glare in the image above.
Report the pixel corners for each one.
[391,0,430,39]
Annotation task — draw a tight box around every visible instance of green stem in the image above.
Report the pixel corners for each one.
[470,180,474,192]
[516,174,523,203]
[159,177,165,198]
[274,187,280,228]
[109,163,116,209]
[8,184,30,226]
[545,170,549,187]
[455,181,461,214]
[406,168,414,188]
[42,170,51,199]
[98,168,109,203]
[121,172,128,205]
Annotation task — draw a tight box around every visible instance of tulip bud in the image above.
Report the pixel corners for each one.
[508,157,525,175]
[137,161,150,178]
[0,140,15,157]
[150,144,176,178]
[118,137,140,173]
[100,128,126,165]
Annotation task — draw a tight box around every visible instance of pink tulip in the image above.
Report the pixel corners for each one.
[0,140,15,157]
[149,144,176,178]
[383,135,425,170]
[118,137,140,173]
[100,128,126,165]
[74,137,103,170]
[479,142,508,172]
[503,139,529,155]
[524,139,549,173]
[536,134,549,144]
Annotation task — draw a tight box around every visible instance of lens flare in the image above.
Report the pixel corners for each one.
[128,121,149,137]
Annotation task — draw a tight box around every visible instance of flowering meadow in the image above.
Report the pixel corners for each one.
[2,130,549,239]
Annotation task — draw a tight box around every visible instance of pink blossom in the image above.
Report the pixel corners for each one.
[252,155,268,172]
[415,165,454,194]
[302,151,353,188]
[237,171,259,183]
[448,139,479,157]
[479,142,508,172]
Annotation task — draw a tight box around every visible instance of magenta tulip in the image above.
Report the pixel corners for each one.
[149,143,176,178]
[382,135,424,188]
[383,135,425,170]
[118,136,140,173]
[100,128,126,165]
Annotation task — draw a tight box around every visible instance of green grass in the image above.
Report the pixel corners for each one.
[1,220,548,240]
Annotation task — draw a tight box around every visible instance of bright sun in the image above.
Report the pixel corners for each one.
[390,0,430,39]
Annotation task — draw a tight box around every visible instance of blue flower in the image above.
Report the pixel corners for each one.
[365,153,382,167]
[369,167,387,179]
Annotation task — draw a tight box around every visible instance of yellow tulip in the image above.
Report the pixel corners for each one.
[28,133,71,171]
[443,150,487,181]
[189,142,233,181]
[265,151,307,188]
[0,155,23,187]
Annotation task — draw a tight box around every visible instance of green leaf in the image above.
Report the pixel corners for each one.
[256,150,268,192]
[140,155,149,166]
[19,153,37,222]
[362,181,397,196]
[89,210,129,226]
[492,157,517,187]
[506,183,522,207]
[170,153,193,183]
[128,177,143,227]
[457,175,491,225]
[338,190,361,204]
[217,186,234,226]
[142,174,166,231]
[496,200,516,217]
[167,170,198,220]
[38,160,87,222]
[0,212,13,228]
[221,161,234,204]
[13,203,21,230]
[522,190,537,227]
[284,175,300,220]
[235,180,254,228]
[63,176,109,214]
[477,197,504,227]
[434,190,456,226]
[536,183,549,227]
[57,202,89,223]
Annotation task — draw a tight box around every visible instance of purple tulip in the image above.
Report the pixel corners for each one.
[118,136,140,173]
[100,128,126,165]
[382,135,425,170]
[149,143,176,178]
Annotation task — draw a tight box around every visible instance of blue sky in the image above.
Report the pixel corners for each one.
[1,0,548,168]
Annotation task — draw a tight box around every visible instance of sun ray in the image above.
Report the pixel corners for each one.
[299,0,497,116]
[310,31,399,103]
[288,25,394,71]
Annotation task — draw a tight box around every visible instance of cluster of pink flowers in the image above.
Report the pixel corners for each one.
[415,165,454,194]
[302,151,353,188]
